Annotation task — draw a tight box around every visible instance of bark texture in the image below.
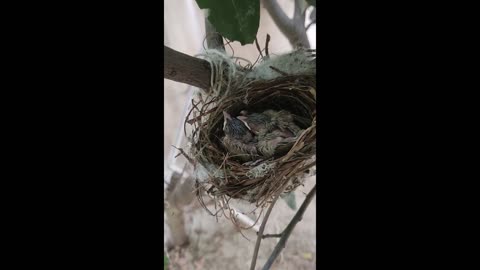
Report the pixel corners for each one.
[164,45,212,89]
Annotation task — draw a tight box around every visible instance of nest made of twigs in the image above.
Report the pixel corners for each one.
[184,73,316,209]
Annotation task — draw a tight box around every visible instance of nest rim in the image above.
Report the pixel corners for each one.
[185,74,316,209]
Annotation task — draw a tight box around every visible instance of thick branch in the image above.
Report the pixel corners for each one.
[262,0,310,49]
[293,0,304,25]
[262,184,316,270]
[263,0,293,35]
[164,45,211,89]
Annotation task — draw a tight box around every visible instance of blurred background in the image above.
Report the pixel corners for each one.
[164,1,316,269]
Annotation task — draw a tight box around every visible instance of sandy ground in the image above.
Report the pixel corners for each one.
[164,1,316,269]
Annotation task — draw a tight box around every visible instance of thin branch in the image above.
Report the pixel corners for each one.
[265,34,271,59]
[261,233,282,239]
[249,196,280,270]
[171,145,195,165]
[305,19,316,31]
[255,38,264,59]
[262,184,317,270]
[164,45,212,89]
[269,66,289,76]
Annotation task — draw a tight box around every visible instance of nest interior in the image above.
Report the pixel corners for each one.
[186,74,316,208]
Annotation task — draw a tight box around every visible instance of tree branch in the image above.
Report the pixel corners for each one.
[293,0,304,25]
[262,0,310,49]
[164,45,211,89]
[249,196,280,270]
[306,19,316,31]
[262,0,294,38]
[165,170,196,249]
[261,233,282,239]
[261,184,316,270]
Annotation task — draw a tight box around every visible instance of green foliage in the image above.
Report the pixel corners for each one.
[306,0,316,7]
[195,0,260,45]
[164,255,169,269]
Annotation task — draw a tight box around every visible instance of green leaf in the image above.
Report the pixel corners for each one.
[195,0,260,45]
[306,0,316,7]
[281,192,297,210]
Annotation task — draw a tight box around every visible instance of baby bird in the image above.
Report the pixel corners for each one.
[222,110,309,160]
[238,109,308,137]
[256,130,298,158]
[237,109,311,158]
[236,110,278,137]
[262,109,303,136]
[221,111,258,160]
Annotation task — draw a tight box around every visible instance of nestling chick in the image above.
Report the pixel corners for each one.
[221,111,258,160]
[236,110,280,137]
[256,131,298,158]
[237,109,311,158]
[262,109,303,136]
[238,109,308,137]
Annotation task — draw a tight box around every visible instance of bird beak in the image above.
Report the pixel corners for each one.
[223,111,232,121]
[237,116,253,132]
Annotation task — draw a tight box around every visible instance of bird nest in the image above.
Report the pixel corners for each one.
[180,49,316,210]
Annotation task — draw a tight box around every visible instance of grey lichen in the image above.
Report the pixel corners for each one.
[246,49,316,80]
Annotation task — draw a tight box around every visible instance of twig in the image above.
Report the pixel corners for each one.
[265,34,271,59]
[261,233,282,239]
[306,19,316,31]
[249,195,280,270]
[171,145,195,165]
[261,184,316,270]
[255,38,264,59]
[269,66,289,76]
[223,38,235,58]
[186,107,217,124]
